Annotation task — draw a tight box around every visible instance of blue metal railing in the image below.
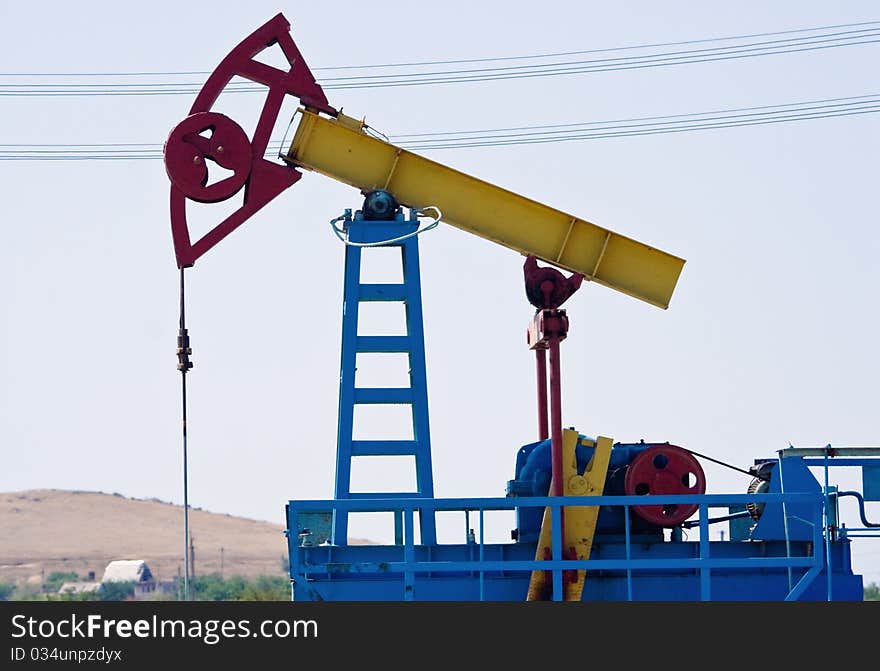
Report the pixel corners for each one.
[788,451,880,601]
[288,491,827,601]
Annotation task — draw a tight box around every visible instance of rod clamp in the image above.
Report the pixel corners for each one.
[177,328,193,373]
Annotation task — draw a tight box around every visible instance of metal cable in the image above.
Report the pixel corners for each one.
[679,446,769,481]
[176,269,193,601]
[329,206,442,247]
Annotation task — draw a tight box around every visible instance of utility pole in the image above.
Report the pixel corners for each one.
[220,547,224,580]
[189,533,196,583]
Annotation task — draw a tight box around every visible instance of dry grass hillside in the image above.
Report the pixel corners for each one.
[0,489,349,586]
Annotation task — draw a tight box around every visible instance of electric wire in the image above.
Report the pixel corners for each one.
[3,19,877,76]
[317,29,880,86]
[391,93,880,140]
[6,29,879,88]
[1,23,878,96]
[1,94,876,160]
[402,103,880,150]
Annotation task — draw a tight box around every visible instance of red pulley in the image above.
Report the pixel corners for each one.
[624,445,706,527]
[164,111,252,204]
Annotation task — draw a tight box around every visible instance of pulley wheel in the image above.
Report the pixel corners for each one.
[624,445,706,527]
[164,111,252,203]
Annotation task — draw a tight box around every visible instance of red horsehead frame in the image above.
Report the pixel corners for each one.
[163,13,337,269]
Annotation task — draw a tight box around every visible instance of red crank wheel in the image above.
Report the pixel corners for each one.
[164,111,252,203]
[624,445,706,527]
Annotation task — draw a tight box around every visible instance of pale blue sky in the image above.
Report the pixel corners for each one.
[2,2,878,585]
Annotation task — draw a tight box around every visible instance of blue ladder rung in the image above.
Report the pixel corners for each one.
[349,440,420,456]
[356,335,410,353]
[354,387,414,404]
[359,284,408,302]
[348,223,417,245]
[347,491,421,499]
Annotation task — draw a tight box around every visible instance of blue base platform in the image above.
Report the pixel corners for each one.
[289,538,862,602]
[285,490,870,602]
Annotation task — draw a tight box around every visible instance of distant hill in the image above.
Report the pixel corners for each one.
[0,489,364,587]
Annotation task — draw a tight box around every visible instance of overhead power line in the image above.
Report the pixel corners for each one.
[396,94,880,150]
[1,93,876,160]
[2,19,878,77]
[1,22,878,96]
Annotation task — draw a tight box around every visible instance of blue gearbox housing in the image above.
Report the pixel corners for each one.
[506,436,674,542]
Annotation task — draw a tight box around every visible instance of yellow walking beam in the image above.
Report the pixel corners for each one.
[526,430,613,601]
[285,110,685,309]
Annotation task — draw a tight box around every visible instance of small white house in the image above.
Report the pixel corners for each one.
[101,559,153,584]
[101,559,158,599]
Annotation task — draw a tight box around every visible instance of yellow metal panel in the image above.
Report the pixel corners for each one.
[525,429,612,601]
[286,110,685,309]
[562,434,613,601]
